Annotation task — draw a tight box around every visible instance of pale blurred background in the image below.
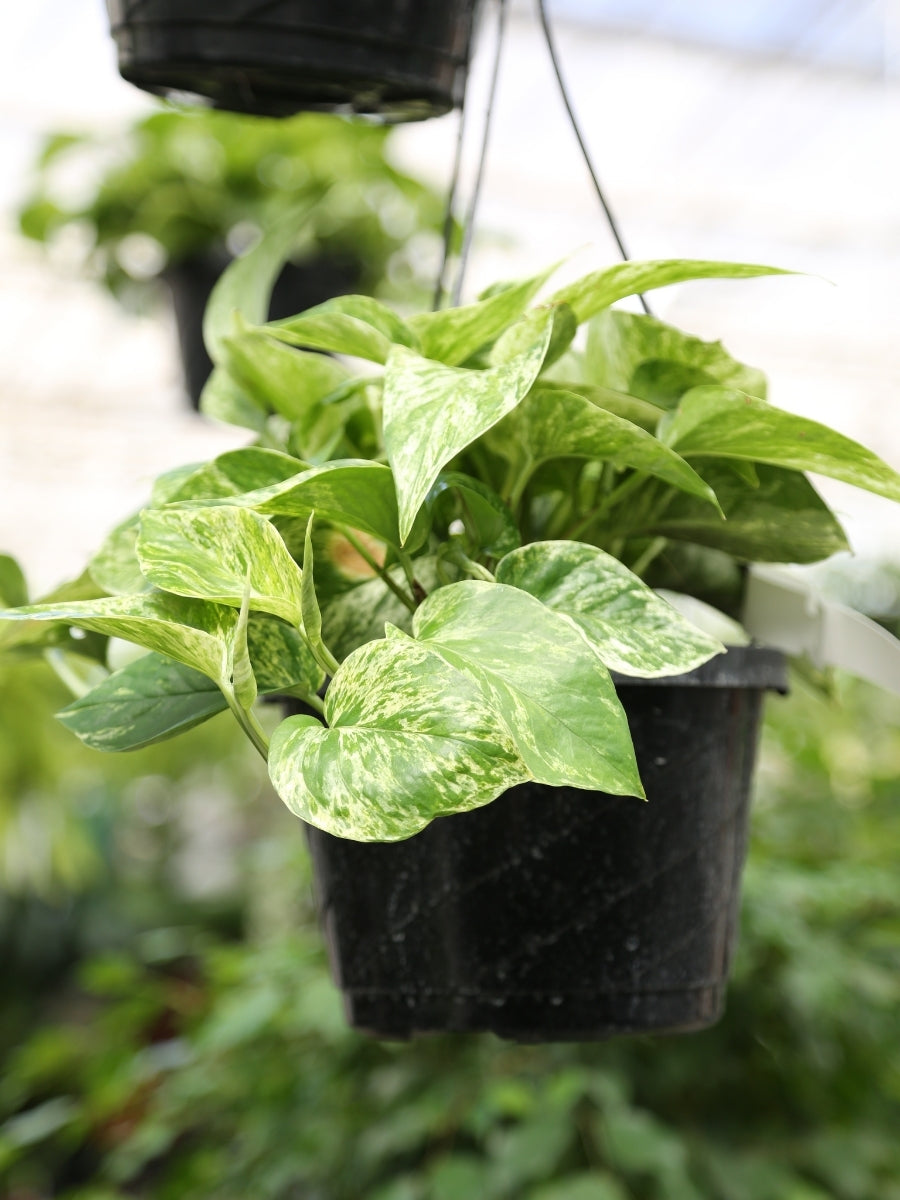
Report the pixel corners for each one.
[2,0,899,593]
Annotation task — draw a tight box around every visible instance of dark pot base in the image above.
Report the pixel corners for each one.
[305,648,788,1042]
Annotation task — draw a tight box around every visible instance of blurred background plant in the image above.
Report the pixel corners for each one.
[2,641,899,1199]
[15,107,449,406]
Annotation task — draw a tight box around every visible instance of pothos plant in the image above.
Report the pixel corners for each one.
[3,219,900,842]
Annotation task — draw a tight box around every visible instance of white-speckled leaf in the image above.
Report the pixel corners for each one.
[384,312,554,543]
[664,386,900,503]
[160,448,307,505]
[57,653,228,751]
[485,384,720,509]
[496,541,724,677]
[137,506,303,626]
[549,259,792,324]
[413,580,643,796]
[408,265,557,365]
[246,612,325,697]
[236,460,420,551]
[267,634,528,840]
[0,593,236,686]
[199,367,267,432]
[585,310,768,405]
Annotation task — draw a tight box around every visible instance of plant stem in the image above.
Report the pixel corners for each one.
[564,471,645,541]
[629,537,668,579]
[337,526,417,613]
[448,548,495,582]
[227,696,271,761]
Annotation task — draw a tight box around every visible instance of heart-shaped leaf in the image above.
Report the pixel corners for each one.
[264,295,417,364]
[268,633,528,841]
[223,321,349,421]
[137,506,304,626]
[664,386,900,503]
[496,541,724,677]
[412,580,643,796]
[384,311,554,543]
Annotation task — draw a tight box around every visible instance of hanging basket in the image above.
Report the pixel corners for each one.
[304,647,787,1042]
[105,0,483,120]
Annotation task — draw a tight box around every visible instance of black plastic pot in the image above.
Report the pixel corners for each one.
[305,646,788,1041]
[105,0,482,120]
[164,251,360,409]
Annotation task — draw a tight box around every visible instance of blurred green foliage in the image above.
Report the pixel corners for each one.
[1,663,898,1198]
[16,108,447,309]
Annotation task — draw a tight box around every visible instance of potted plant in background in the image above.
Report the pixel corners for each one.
[104,0,483,120]
[17,107,447,406]
[3,224,900,1041]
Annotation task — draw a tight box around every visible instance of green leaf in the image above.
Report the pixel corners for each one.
[57,653,228,751]
[549,259,793,324]
[585,309,768,404]
[246,612,325,697]
[264,294,417,364]
[161,448,307,504]
[428,473,521,558]
[0,593,236,686]
[408,264,557,365]
[301,516,341,675]
[203,201,314,362]
[550,380,664,432]
[199,367,267,432]
[413,580,644,795]
[222,321,349,421]
[664,386,900,504]
[0,555,28,608]
[384,311,554,543]
[647,461,849,562]
[137,506,304,626]
[496,541,723,677]
[489,301,577,370]
[89,515,149,595]
[268,634,528,840]
[486,384,720,509]
[237,461,418,551]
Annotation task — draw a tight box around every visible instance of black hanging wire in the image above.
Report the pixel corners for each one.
[436,0,648,314]
[433,0,509,309]
[535,0,651,315]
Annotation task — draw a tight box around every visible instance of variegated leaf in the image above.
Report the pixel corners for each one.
[236,460,420,551]
[228,579,257,710]
[408,264,557,365]
[496,541,724,677]
[137,506,303,626]
[160,448,307,506]
[384,311,554,543]
[0,593,235,686]
[267,633,529,841]
[664,386,900,503]
[427,473,520,558]
[549,259,792,324]
[57,653,228,751]
[584,309,768,405]
[412,580,644,796]
[648,461,849,562]
[199,366,267,431]
[485,384,720,509]
[246,612,325,697]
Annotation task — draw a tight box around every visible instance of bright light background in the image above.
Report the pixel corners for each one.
[1,0,899,594]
